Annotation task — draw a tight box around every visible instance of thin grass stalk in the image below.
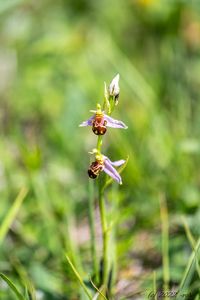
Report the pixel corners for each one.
[64,202,84,276]
[90,278,108,300]
[66,254,92,300]
[160,194,170,299]
[182,217,200,279]
[178,238,200,297]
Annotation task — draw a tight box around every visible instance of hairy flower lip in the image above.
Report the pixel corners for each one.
[88,154,125,184]
[79,111,128,130]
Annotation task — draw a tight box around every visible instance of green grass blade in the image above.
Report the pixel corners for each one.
[0,187,28,245]
[11,258,36,300]
[65,254,92,300]
[0,273,26,300]
[90,278,108,300]
[178,238,200,297]
[182,217,196,249]
[182,217,200,279]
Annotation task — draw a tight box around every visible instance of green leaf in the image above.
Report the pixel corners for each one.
[0,273,26,300]
[90,278,108,300]
[182,217,200,279]
[0,187,28,245]
[65,254,92,300]
[178,238,200,298]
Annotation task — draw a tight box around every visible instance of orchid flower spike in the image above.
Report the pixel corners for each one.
[88,154,125,184]
[79,104,127,135]
[108,74,120,103]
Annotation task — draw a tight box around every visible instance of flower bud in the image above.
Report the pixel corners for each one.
[108,74,120,103]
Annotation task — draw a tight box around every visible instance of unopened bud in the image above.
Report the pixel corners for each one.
[108,74,120,103]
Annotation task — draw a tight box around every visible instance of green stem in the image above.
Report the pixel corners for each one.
[97,136,102,152]
[88,179,98,283]
[99,180,109,287]
[108,96,115,116]
[109,184,118,294]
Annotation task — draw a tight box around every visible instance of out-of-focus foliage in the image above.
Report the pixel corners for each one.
[0,0,200,299]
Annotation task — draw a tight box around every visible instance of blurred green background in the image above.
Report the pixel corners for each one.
[0,0,200,299]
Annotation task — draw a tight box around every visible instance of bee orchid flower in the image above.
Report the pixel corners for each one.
[88,154,125,184]
[79,105,127,135]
